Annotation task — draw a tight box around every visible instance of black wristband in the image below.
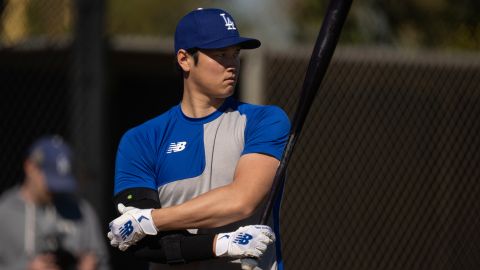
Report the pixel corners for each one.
[181,233,216,262]
[161,234,186,264]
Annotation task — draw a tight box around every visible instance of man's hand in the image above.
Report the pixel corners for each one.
[107,204,158,251]
[28,253,60,270]
[215,225,275,259]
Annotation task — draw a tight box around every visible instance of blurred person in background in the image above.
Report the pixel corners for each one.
[0,135,110,270]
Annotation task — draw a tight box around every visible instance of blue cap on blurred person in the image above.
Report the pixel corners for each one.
[27,135,76,193]
[174,8,261,53]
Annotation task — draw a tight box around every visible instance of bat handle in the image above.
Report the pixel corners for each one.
[241,258,258,270]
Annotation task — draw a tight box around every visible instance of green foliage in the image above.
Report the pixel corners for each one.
[291,0,479,50]
[7,0,476,50]
[107,0,235,36]
[108,1,195,35]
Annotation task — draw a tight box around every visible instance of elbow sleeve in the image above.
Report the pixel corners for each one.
[114,187,161,210]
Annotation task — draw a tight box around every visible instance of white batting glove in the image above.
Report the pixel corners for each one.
[107,203,158,251]
[215,225,275,259]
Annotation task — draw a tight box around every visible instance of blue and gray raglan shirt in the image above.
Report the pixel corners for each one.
[114,97,290,270]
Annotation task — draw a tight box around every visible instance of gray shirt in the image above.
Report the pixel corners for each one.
[0,187,110,270]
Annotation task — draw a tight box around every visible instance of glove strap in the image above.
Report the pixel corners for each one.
[137,209,158,235]
[161,235,186,264]
[215,233,231,257]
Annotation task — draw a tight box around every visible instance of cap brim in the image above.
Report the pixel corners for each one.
[197,36,261,50]
[45,173,77,193]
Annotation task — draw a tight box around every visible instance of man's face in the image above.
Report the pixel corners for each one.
[188,46,241,99]
[24,160,52,204]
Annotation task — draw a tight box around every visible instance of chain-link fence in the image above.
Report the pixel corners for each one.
[266,47,480,270]
[1,0,73,192]
[1,0,479,270]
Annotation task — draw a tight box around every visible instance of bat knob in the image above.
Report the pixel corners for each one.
[241,258,258,270]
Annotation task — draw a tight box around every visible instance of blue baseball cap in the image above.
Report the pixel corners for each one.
[174,8,261,53]
[27,135,77,193]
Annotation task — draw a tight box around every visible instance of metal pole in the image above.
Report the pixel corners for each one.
[71,0,107,221]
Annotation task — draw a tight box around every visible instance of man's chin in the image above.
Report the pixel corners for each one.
[217,88,235,99]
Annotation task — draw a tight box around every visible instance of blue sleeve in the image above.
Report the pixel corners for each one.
[114,127,158,195]
[242,106,291,160]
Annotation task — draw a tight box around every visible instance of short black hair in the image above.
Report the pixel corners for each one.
[187,48,199,64]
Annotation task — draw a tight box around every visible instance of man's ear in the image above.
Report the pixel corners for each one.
[177,49,191,72]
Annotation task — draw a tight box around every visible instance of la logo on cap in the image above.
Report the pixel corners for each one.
[56,154,71,176]
[220,13,236,30]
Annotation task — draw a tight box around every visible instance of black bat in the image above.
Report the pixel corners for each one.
[260,0,353,224]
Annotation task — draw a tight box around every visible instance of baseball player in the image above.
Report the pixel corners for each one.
[108,8,290,270]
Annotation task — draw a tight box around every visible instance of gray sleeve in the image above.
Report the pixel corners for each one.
[79,200,111,270]
[0,189,30,270]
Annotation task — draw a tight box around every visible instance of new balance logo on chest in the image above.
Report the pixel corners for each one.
[166,141,187,154]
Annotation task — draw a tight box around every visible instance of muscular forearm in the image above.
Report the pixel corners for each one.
[152,153,278,231]
[152,183,258,230]
[108,180,277,259]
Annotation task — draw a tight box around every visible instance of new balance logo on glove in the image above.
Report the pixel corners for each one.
[233,233,253,245]
[137,215,150,223]
[166,141,187,154]
[218,235,230,240]
[119,221,134,240]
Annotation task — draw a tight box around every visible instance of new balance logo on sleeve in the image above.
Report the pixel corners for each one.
[166,141,187,153]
